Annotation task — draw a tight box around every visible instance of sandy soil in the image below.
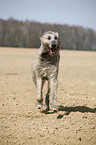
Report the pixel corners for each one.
[0,47,96,145]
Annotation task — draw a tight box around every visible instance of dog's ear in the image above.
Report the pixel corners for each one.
[40,37,42,41]
[40,37,44,47]
[40,36,45,42]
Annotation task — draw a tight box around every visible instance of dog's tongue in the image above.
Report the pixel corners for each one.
[51,48,55,53]
[50,48,55,54]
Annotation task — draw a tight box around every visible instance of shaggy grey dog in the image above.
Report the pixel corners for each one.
[32,31,60,112]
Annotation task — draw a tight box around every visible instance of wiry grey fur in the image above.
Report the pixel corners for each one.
[32,31,60,112]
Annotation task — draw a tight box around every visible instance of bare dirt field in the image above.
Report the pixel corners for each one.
[0,47,96,145]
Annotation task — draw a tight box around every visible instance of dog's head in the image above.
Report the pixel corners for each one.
[40,31,60,56]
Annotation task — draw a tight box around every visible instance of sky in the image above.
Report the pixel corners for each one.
[0,0,96,30]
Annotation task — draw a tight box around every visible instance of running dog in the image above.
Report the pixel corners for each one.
[32,31,60,112]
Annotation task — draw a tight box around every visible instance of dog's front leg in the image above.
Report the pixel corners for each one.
[36,77,44,109]
[49,78,58,111]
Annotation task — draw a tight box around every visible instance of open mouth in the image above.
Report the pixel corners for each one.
[49,47,56,56]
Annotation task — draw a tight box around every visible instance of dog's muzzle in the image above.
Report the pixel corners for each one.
[51,41,56,48]
[49,41,57,56]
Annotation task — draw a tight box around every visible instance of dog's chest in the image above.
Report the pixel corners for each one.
[38,62,57,79]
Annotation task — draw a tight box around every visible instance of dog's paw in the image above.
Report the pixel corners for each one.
[52,108,58,112]
[37,105,42,109]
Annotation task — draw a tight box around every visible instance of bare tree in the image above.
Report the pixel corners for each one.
[0,18,96,51]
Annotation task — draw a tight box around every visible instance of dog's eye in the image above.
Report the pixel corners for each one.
[48,36,51,40]
[54,36,58,40]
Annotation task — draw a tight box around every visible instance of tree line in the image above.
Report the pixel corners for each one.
[0,18,96,50]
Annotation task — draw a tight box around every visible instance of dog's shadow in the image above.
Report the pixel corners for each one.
[57,105,96,119]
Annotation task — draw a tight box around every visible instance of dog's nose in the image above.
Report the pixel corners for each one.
[51,41,56,48]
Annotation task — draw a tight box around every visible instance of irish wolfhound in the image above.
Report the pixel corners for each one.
[32,31,60,112]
